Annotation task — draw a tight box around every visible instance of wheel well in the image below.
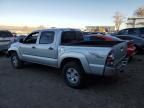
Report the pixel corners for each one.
[7,50,16,57]
[61,58,83,69]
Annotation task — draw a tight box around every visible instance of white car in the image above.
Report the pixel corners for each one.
[0,30,14,52]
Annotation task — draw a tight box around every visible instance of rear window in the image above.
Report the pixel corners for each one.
[0,31,13,38]
[61,31,83,44]
[117,29,128,35]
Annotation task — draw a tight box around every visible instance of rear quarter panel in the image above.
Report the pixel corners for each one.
[59,46,111,75]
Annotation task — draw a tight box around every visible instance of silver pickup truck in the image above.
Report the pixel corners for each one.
[8,28,128,88]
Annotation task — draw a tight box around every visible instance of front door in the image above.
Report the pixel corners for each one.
[19,32,39,62]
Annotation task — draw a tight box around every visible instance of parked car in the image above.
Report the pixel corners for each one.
[0,30,14,52]
[113,27,144,38]
[8,28,128,88]
[84,34,136,59]
[115,35,144,53]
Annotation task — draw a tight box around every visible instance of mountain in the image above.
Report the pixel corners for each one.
[0,25,46,34]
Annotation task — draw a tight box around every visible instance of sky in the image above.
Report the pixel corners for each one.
[0,0,143,28]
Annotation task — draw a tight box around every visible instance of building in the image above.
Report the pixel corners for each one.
[127,17,144,28]
[85,26,115,33]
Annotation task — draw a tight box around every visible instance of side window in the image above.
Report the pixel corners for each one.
[128,28,138,35]
[117,29,128,35]
[24,32,39,44]
[123,29,128,35]
[39,31,54,44]
[117,30,123,35]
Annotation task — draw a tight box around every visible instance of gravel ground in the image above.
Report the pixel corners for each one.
[0,55,144,108]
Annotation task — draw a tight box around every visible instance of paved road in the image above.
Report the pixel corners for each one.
[0,55,144,108]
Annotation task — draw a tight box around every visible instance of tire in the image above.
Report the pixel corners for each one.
[11,52,23,69]
[62,61,85,89]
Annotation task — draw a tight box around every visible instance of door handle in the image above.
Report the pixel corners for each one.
[32,46,36,49]
[48,47,54,50]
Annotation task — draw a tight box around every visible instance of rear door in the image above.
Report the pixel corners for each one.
[34,31,58,67]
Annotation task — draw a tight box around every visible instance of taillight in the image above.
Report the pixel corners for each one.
[106,51,115,66]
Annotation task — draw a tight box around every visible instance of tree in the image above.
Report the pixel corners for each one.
[134,6,144,17]
[113,12,125,31]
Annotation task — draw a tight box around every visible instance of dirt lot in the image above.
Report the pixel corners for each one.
[0,55,144,108]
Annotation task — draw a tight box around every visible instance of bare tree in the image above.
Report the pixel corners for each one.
[113,12,125,31]
[134,6,144,17]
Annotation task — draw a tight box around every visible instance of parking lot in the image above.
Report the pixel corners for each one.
[0,54,144,108]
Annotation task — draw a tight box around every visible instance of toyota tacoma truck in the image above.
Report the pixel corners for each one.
[8,28,128,88]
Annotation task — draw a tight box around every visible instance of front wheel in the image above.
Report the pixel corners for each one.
[11,52,23,69]
[62,61,85,89]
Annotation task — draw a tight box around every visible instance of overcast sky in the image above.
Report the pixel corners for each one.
[0,0,143,28]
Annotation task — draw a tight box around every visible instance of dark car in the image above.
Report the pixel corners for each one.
[116,35,144,53]
[114,27,144,38]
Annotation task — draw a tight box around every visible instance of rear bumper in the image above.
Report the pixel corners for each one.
[104,58,128,76]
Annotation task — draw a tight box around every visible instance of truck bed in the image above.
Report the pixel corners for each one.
[61,41,124,47]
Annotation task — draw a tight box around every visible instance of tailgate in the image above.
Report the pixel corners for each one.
[112,41,127,65]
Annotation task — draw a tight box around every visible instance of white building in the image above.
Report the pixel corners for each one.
[127,17,144,28]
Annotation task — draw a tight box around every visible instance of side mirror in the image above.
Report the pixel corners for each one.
[19,38,24,43]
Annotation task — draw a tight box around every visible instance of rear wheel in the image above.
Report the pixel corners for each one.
[62,61,85,88]
[11,52,23,69]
